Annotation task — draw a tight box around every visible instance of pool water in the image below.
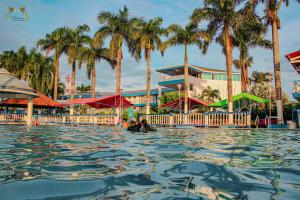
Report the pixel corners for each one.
[0,125,299,200]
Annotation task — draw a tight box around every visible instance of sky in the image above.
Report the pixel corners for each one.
[1,0,300,99]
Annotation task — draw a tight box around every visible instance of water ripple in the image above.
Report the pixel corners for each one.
[0,125,299,199]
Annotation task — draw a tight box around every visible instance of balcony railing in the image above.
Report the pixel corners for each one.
[159,75,200,85]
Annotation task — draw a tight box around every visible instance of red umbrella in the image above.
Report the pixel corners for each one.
[160,97,208,111]
[0,92,64,108]
[286,50,300,74]
[60,95,133,108]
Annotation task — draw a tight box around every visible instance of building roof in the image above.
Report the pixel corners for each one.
[156,64,240,76]
[0,92,63,108]
[286,50,300,74]
[0,68,38,98]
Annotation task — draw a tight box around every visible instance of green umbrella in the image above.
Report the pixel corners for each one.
[209,92,268,107]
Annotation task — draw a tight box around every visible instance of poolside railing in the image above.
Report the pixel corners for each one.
[0,113,117,126]
[0,112,250,127]
[0,113,26,123]
[140,112,250,128]
[38,114,117,125]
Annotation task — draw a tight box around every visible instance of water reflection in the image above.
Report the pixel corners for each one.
[0,125,299,199]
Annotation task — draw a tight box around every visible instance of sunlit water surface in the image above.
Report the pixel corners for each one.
[0,125,299,200]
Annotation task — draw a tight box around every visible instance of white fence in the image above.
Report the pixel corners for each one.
[0,114,117,126]
[38,115,117,125]
[140,112,251,127]
[0,114,26,123]
[0,112,251,127]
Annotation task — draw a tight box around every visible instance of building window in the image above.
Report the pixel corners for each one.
[215,74,227,80]
[232,74,241,81]
[202,73,212,80]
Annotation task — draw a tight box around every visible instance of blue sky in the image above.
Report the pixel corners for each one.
[1,0,300,99]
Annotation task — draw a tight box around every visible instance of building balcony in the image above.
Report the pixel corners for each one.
[293,92,300,101]
[158,75,199,89]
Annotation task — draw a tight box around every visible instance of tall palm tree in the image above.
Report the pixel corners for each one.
[233,7,272,92]
[258,0,289,123]
[161,23,208,114]
[191,0,242,124]
[80,37,115,98]
[136,17,165,115]
[65,24,90,114]
[94,6,141,116]
[37,27,68,100]
[199,86,221,103]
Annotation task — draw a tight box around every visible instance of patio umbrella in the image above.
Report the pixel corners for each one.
[209,92,268,108]
[0,68,38,125]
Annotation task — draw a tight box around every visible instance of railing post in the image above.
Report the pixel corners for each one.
[204,113,209,127]
[247,112,251,127]
[170,114,174,126]
[114,115,118,125]
[62,116,66,124]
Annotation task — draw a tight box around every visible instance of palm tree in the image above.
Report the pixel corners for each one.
[0,47,55,95]
[199,86,221,103]
[26,48,54,95]
[94,6,141,116]
[80,37,115,98]
[258,0,289,123]
[0,51,21,78]
[233,7,272,92]
[161,23,208,114]
[15,47,28,80]
[191,0,243,124]
[76,83,91,93]
[65,24,90,114]
[136,17,165,115]
[250,71,271,84]
[37,27,68,100]
[57,82,66,96]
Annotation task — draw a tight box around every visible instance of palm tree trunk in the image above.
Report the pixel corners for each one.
[184,43,189,114]
[241,61,247,92]
[70,60,76,115]
[272,20,284,124]
[146,47,151,115]
[225,24,233,125]
[91,62,96,98]
[115,48,122,120]
[245,64,249,92]
[53,56,59,101]
[116,49,122,96]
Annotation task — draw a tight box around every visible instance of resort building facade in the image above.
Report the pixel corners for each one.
[122,88,173,110]
[57,64,241,110]
[156,64,241,101]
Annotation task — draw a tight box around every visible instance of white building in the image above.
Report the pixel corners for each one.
[156,64,241,100]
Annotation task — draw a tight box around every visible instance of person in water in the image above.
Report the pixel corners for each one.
[127,119,156,132]
[122,119,129,128]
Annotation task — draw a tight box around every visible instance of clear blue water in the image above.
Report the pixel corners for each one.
[0,125,299,200]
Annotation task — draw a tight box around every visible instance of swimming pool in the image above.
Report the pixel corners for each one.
[0,125,299,199]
